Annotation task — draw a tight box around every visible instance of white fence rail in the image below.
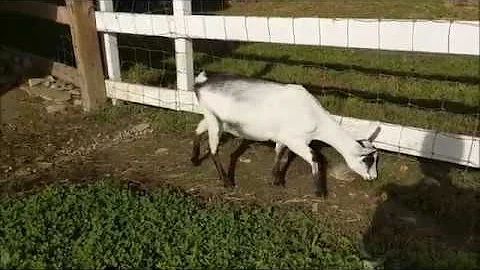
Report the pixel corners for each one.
[96,0,480,168]
[95,12,480,55]
[105,80,480,168]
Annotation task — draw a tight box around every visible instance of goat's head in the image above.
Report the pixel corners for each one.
[345,126,381,181]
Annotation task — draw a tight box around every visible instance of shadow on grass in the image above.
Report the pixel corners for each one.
[304,84,480,116]
[363,157,480,269]
[116,35,479,116]
[230,52,480,86]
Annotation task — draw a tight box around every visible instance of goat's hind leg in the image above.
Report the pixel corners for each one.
[227,138,252,185]
[272,143,296,187]
[204,113,232,187]
[191,118,208,166]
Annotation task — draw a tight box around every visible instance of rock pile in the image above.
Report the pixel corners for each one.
[0,46,82,114]
[26,75,82,114]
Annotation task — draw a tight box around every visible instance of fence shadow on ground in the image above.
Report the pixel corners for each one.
[363,133,479,268]
[229,51,480,86]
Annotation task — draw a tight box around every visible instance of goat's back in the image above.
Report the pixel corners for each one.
[195,75,329,139]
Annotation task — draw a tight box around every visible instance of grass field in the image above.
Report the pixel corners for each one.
[120,39,479,136]
[116,0,480,136]
[0,181,365,269]
[218,0,479,19]
[1,180,479,269]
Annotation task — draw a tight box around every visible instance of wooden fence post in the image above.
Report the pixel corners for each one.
[66,0,106,111]
[173,0,194,95]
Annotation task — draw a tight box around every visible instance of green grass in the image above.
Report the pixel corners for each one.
[88,101,202,133]
[219,0,480,20]
[1,179,478,269]
[115,1,479,136]
[0,181,364,269]
[120,42,479,135]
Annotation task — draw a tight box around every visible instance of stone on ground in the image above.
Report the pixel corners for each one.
[328,163,357,182]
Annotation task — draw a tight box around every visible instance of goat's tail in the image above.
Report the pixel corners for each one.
[193,70,208,99]
[194,70,208,84]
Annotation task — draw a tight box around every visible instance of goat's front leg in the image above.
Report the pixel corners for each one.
[281,140,327,197]
[227,138,252,184]
[311,149,327,197]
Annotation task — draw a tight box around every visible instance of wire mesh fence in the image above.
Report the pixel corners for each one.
[0,12,75,67]
[104,0,479,171]
[1,0,477,170]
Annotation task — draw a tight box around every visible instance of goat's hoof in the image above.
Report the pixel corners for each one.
[190,157,201,166]
[272,179,286,187]
[314,190,328,198]
[223,180,236,188]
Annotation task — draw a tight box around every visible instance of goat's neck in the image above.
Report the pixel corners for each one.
[318,119,363,159]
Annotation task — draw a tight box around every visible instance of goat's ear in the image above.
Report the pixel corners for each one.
[360,148,376,156]
[367,125,381,142]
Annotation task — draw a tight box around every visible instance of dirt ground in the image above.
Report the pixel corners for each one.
[1,83,479,263]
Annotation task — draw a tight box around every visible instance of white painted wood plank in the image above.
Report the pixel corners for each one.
[468,139,480,167]
[379,20,413,51]
[450,21,480,55]
[177,90,198,111]
[117,12,136,34]
[269,17,294,44]
[293,18,320,46]
[320,18,348,47]
[186,15,205,38]
[94,10,106,31]
[348,19,379,49]
[95,12,479,55]
[224,16,248,41]
[398,127,435,157]
[102,33,121,80]
[143,85,161,106]
[173,0,194,92]
[99,0,122,106]
[373,123,403,153]
[134,14,154,36]
[204,16,226,40]
[246,17,270,42]
[126,83,143,104]
[174,16,187,37]
[434,134,480,167]
[152,15,174,37]
[144,85,159,99]
[143,96,160,107]
[173,0,191,14]
[95,12,120,33]
[413,20,450,53]
[104,80,480,168]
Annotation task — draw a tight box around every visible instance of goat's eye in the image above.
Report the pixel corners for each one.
[362,154,375,168]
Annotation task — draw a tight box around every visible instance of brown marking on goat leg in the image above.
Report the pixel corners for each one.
[190,134,201,166]
[311,147,328,197]
[274,149,296,187]
[210,152,232,187]
[227,139,252,184]
[272,146,288,186]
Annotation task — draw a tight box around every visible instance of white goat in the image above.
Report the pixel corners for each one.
[192,71,380,196]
